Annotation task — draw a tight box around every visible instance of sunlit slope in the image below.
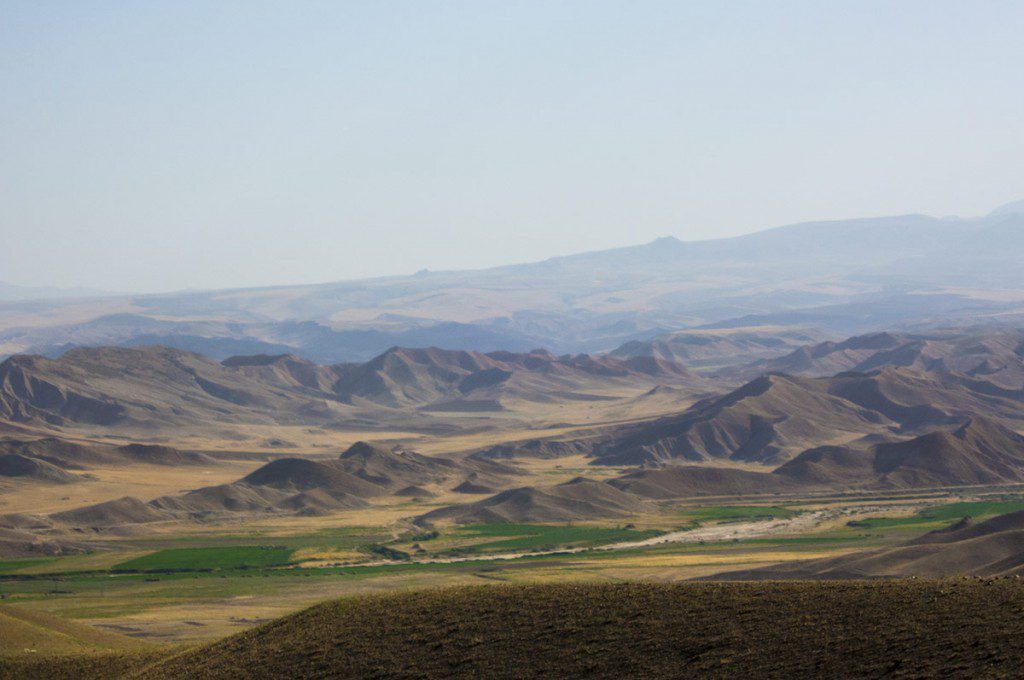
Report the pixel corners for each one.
[0,604,148,656]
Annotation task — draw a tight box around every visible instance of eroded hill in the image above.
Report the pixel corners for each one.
[0,345,707,436]
[589,366,1024,465]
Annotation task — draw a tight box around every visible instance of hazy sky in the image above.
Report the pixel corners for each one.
[3,1,1024,293]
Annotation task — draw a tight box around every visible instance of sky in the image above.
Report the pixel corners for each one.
[2,1,1024,293]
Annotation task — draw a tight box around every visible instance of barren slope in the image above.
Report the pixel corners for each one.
[712,510,1024,580]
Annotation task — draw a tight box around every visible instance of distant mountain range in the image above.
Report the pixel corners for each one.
[2,199,1024,362]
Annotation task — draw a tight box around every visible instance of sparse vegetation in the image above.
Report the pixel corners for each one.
[0,558,58,575]
[10,581,1021,679]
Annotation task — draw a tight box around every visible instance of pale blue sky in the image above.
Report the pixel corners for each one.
[2,1,1023,292]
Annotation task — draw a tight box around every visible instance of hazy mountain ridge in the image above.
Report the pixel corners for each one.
[4,202,1024,363]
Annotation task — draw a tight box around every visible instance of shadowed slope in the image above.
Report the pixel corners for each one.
[0,454,78,483]
[871,417,1024,486]
[0,344,705,434]
[50,497,171,527]
[0,346,333,428]
[148,456,379,517]
[605,416,1024,499]
[775,416,1024,489]
[710,510,1024,580]
[591,373,889,465]
[145,442,520,520]
[608,465,800,498]
[416,477,648,525]
[745,328,1024,389]
[330,346,705,408]
[591,366,1024,466]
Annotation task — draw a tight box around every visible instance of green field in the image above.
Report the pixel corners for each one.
[0,558,58,574]
[849,499,1024,530]
[677,505,800,525]
[114,546,295,572]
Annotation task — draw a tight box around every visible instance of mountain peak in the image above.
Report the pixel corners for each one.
[339,441,392,460]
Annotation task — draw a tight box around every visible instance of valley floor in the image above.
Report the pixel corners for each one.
[1,488,1022,646]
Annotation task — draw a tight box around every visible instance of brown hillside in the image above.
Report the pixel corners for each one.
[0,344,705,436]
[0,454,78,483]
[591,373,889,465]
[0,346,332,429]
[416,477,648,525]
[331,346,705,409]
[144,442,517,520]
[591,366,1024,467]
[130,581,1024,680]
[611,328,821,370]
[0,437,118,468]
[771,445,876,486]
[711,509,1024,580]
[746,328,1024,389]
[50,497,170,527]
[872,417,1024,487]
[774,417,1024,489]
[115,444,214,466]
[337,441,457,487]
[240,458,383,495]
[608,465,800,498]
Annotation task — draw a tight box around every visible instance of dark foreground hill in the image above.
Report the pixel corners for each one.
[712,509,1024,580]
[9,581,1024,679]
